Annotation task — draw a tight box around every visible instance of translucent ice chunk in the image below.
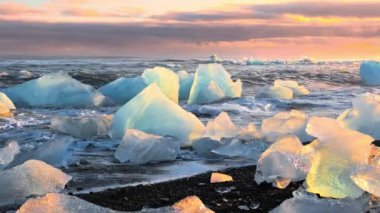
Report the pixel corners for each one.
[202,112,240,141]
[0,141,20,170]
[99,76,147,104]
[51,114,112,139]
[360,61,380,86]
[115,129,180,164]
[0,92,16,110]
[261,110,311,142]
[305,116,374,198]
[255,135,309,188]
[109,83,205,147]
[142,66,179,103]
[210,172,233,183]
[338,93,380,139]
[274,80,310,96]
[172,196,214,213]
[177,70,194,100]
[0,160,71,206]
[263,85,293,100]
[17,193,117,213]
[350,165,380,197]
[188,64,242,104]
[4,72,106,108]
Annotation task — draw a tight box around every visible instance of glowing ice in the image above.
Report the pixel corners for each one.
[202,112,239,141]
[255,135,309,188]
[188,64,242,104]
[360,61,380,85]
[261,110,311,142]
[350,165,380,197]
[109,83,205,147]
[274,80,309,96]
[172,196,214,213]
[338,93,380,139]
[263,85,293,100]
[115,129,180,164]
[0,92,15,117]
[4,72,106,107]
[99,76,147,104]
[142,66,179,103]
[210,172,233,183]
[0,160,71,206]
[0,141,20,170]
[17,193,117,213]
[177,70,194,100]
[305,116,373,198]
[51,114,112,139]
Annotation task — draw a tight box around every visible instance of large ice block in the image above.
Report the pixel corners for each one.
[188,64,242,104]
[99,76,147,104]
[115,129,180,164]
[0,160,71,206]
[3,72,106,108]
[360,61,380,85]
[109,83,205,147]
[17,193,117,213]
[261,110,311,142]
[177,70,194,100]
[305,116,374,198]
[51,114,112,139]
[0,141,20,170]
[338,93,380,139]
[142,66,179,103]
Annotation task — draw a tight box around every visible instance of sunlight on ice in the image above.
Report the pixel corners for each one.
[0,92,15,117]
[350,165,380,197]
[0,160,71,206]
[188,64,242,104]
[305,116,373,198]
[115,129,180,164]
[172,196,214,213]
[210,172,233,183]
[0,141,20,170]
[274,80,310,96]
[109,83,205,147]
[263,85,293,100]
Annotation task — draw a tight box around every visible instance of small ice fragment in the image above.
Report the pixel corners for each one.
[172,196,214,213]
[0,160,71,206]
[109,83,205,147]
[177,70,194,100]
[210,172,233,183]
[263,85,293,100]
[99,76,147,104]
[17,193,117,213]
[210,54,221,63]
[360,61,380,85]
[0,141,20,170]
[274,80,310,96]
[142,66,179,103]
[0,92,16,110]
[51,114,112,139]
[350,165,380,197]
[115,129,180,164]
[202,112,240,141]
[188,64,242,104]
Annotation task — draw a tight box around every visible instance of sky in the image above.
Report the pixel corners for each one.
[0,0,380,60]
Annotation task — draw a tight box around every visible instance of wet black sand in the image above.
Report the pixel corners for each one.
[77,165,302,213]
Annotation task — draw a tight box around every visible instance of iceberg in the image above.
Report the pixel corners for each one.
[141,66,179,103]
[305,116,373,198]
[270,190,369,213]
[210,172,233,183]
[255,135,310,189]
[3,72,106,108]
[99,76,147,104]
[17,193,117,213]
[274,80,310,96]
[115,129,180,164]
[188,64,242,104]
[360,61,380,85]
[0,160,71,206]
[261,110,311,142]
[0,141,20,170]
[51,114,112,139]
[338,93,380,139]
[246,59,265,66]
[177,70,194,100]
[109,83,205,147]
[350,165,380,197]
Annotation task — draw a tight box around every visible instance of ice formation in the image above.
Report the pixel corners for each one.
[109,83,205,147]
[210,54,221,63]
[141,66,179,103]
[172,196,214,213]
[210,172,233,183]
[263,85,293,100]
[177,70,194,100]
[360,61,380,85]
[270,190,369,213]
[17,193,117,213]
[6,137,73,169]
[51,114,112,139]
[0,141,20,170]
[3,72,106,107]
[246,59,265,65]
[115,129,180,164]
[338,93,380,139]
[188,64,242,104]
[350,165,380,197]
[99,76,147,104]
[305,116,373,198]
[0,160,71,206]
[0,92,15,117]
[261,110,311,142]
[255,135,309,188]
[274,80,310,96]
